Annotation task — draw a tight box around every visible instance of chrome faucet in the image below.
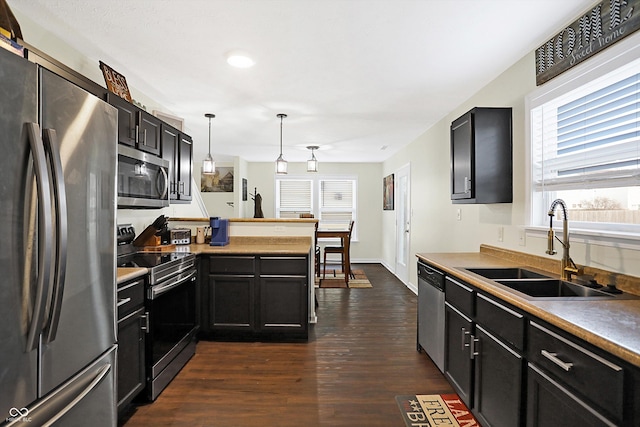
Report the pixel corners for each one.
[546,199,583,281]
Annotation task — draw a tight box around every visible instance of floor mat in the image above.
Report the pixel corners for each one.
[396,394,479,427]
[315,269,372,288]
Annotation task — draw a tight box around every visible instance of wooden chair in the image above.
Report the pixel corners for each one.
[323,220,354,282]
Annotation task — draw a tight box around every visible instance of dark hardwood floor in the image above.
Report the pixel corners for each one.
[120,263,453,426]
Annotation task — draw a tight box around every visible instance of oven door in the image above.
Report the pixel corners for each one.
[146,268,198,399]
[117,144,169,208]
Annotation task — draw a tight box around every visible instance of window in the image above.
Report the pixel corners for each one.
[275,175,357,238]
[528,38,640,237]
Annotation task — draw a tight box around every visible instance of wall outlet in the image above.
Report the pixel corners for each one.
[497,226,504,242]
[456,208,461,221]
[518,229,526,246]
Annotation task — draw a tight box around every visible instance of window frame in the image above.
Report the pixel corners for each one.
[275,174,358,240]
[525,30,640,248]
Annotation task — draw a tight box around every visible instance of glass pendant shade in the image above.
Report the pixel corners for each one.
[306,146,319,172]
[203,113,215,175]
[202,153,215,174]
[275,113,288,175]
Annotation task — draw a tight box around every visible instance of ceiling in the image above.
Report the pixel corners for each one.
[10,0,594,164]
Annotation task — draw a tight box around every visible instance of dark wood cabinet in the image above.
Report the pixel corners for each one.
[203,255,308,340]
[116,278,146,416]
[444,302,474,407]
[107,94,161,156]
[473,325,524,427]
[161,124,193,203]
[450,107,512,204]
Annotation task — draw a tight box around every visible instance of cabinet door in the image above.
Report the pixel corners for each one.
[137,111,161,155]
[161,125,179,200]
[451,112,473,200]
[108,94,137,147]
[526,363,614,427]
[117,307,146,414]
[444,302,473,407]
[209,275,255,331]
[473,325,523,427]
[258,276,308,334]
[178,133,193,201]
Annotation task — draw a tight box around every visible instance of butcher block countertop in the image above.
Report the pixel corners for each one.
[189,236,311,255]
[417,246,640,368]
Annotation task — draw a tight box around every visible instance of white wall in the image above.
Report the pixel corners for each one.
[383,49,640,289]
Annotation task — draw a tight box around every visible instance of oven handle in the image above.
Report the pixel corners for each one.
[148,269,197,300]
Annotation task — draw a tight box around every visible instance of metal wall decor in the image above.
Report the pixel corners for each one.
[535,0,640,85]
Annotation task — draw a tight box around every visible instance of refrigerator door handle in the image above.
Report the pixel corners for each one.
[24,122,54,353]
[2,362,112,427]
[42,128,68,344]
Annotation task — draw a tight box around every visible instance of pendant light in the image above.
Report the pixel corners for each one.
[306,146,319,172]
[202,113,215,175]
[275,113,288,174]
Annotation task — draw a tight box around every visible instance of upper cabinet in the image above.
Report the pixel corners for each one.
[161,123,193,202]
[450,107,512,204]
[107,94,161,156]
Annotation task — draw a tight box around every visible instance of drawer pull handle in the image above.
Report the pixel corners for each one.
[541,350,573,371]
[117,297,131,307]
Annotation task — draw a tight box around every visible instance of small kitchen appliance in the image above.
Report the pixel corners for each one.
[170,228,192,245]
[209,217,229,246]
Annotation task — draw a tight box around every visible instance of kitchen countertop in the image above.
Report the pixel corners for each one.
[117,267,148,284]
[117,236,311,285]
[417,251,640,368]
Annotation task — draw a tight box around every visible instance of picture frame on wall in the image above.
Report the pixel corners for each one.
[383,174,394,210]
[201,167,234,192]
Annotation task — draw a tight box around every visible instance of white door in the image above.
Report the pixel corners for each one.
[395,164,411,284]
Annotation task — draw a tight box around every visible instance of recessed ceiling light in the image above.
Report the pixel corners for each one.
[226,50,255,68]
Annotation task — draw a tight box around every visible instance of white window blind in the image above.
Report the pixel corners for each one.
[319,179,355,224]
[275,179,312,218]
[532,60,640,192]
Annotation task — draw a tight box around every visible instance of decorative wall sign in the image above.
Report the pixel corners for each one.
[535,0,640,85]
[242,178,248,201]
[383,174,394,210]
[99,61,132,102]
[201,167,234,192]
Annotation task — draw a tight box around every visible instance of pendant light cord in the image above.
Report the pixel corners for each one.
[279,114,283,155]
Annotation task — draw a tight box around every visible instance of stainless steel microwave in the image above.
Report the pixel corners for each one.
[117,145,169,208]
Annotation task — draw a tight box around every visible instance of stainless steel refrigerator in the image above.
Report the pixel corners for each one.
[0,46,117,426]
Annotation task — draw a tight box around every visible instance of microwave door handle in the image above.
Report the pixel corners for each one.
[157,166,168,199]
[25,123,54,352]
[42,129,68,344]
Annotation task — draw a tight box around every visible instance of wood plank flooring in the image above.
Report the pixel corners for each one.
[120,263,453,426]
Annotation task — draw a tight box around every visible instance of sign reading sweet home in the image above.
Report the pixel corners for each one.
[535,0,640,85]
[99,60,132,102]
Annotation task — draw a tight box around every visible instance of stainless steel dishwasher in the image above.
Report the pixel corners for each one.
[417,260,445,372]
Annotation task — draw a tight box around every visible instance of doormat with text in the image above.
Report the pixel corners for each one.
[396,394,479,427]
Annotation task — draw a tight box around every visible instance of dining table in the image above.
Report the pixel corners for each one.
[316,225,352,284]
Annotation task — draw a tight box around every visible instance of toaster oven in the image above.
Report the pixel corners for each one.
[170,228,192,245]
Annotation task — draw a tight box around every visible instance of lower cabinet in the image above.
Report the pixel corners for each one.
[473,325,523,427]
[437,268,640,427]
[203,254,309,340]
[444,302,474,407]
[116,278,147,415]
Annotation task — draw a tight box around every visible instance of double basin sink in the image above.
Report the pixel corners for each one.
[464,267,627,300]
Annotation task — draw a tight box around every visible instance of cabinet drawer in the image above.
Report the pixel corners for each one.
[528,321,624,421]
[445,277,474,316]
[259,256,307,276]
[209,256,255,274]
[476,294,524,351]
[117,278,145,319]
